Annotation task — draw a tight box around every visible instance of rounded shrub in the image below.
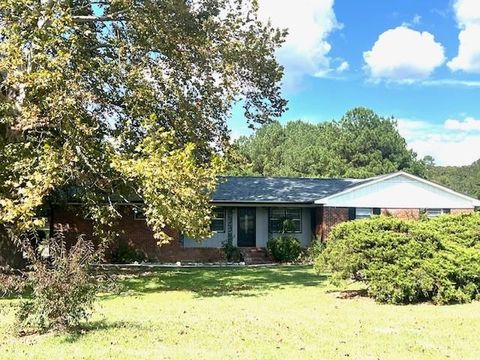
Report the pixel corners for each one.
[316,213,480,305]
[267,235,301,262]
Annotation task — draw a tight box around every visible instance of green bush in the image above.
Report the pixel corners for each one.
[110,241,146,264]
[299,238,326,264]
[16,235,101,333]
[221,240,243,262]
[316,213,480,304]
[267,235,301,262]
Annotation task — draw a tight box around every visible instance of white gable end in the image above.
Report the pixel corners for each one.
[317,173,480,209]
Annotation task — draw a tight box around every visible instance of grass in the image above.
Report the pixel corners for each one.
[1,265,480,359]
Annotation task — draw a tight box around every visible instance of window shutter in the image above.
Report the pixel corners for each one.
[373,208,381,215]
[348,207,356,220]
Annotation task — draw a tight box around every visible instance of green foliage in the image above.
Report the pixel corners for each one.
[316,214,480,304]
[0,0,286,336]
[16,236,101,333]
[299,239,326,263]
[267,235,301,262]
[228,108,424,178]
[0,0,286,244]
[426,159,480,199]
[221,241,243,263]
[110,241,146,264]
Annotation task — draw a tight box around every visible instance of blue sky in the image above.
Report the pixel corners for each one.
[228,0,480,166]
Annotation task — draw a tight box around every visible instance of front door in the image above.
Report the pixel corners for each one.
[237,208,256,247]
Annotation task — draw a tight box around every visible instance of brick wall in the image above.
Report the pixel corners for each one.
[381,208,420,219]
[317,207,476,241]
[52,206,225,263]
[319,207,350,241]
[451,208,474,215]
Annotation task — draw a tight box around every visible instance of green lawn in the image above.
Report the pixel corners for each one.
[1,266,480,359]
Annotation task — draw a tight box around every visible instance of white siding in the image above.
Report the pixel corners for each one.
[323,174,476,209]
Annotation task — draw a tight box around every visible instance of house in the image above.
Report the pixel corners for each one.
[51,171,480,263]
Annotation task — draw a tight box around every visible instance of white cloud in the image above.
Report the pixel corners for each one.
[409,134,480,166]
[397,117,480,166]
[421,79,480,87]
[452,0,480,26]
[402,14,422,27]
[412,14,422,25]
[396,118,431,138]
[448,0,480,73]
[336,61,349,73]
[258,0,341,87]
[448,25,480,73]
[363,26,445,82]
[444,117,480,131]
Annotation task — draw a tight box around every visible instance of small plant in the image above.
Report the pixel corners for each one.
[16,234,101,334]
[222,240,243,262]
[267,235,301,262]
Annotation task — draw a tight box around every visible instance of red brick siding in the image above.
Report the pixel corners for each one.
[317,207,476,241]
[52,206,225,263]
[320,207,350,241]
[451,208,474,215]
[381,208,421,219]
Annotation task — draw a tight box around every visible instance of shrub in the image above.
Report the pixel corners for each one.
[299,237,326,264]
[16,235,101,333]
[0,271,27,297]
[316,213,480,304]
[222,240,243,262]
[267,235,301,262]
[110,241,146,264]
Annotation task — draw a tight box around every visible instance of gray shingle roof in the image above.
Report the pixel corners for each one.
[212,176,371,204]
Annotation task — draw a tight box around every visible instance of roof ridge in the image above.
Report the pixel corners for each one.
[218,175,363,181]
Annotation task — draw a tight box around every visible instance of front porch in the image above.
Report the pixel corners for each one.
[182,205,321,250]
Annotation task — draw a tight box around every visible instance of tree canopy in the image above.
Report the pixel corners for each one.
[229,107,425,178]
[426,160,480,200]
[0,0,287,243]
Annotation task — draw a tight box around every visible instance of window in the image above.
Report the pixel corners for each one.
[355,208,373,219]
[211,207,226,232]
[134,207,147,220]
[269,208,302,233]
[423,208,450,218]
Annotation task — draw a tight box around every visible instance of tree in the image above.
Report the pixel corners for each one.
[426,159,480,200]
[422,155,436,167]
[0,0,287,246]
[228,107,424,178]
[331,107,424,178]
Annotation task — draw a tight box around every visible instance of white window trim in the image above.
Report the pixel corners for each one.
[211,207,226,233]
[423,208,449,218]
[355,207,374,219]
[268,207,302,233]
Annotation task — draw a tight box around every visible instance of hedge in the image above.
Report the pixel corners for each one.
[315,213,480,304]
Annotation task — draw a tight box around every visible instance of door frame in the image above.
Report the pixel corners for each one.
[237,207,256,247]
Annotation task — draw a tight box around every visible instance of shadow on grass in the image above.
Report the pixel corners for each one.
[102,265,328,299]
[62,319,147,343]
[326,289,369,299]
